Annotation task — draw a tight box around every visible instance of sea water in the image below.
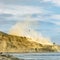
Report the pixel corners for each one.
[11,53,60,60]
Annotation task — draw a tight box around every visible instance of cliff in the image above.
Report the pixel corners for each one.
[0,31,59,52]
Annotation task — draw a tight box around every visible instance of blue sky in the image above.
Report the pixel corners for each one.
[0,0,60,44]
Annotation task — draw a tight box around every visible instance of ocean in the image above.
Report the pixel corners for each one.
[11,53,60,60]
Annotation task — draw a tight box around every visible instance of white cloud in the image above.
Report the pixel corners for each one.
[42,0,60,6]
[0,4,50,21]
[49,14,60,25]
[1,4,43,15]
[51,21,60,25]
[51,0,60,6]
[42,0,51,2]
[39,14,60,25]
[51,14,60,20]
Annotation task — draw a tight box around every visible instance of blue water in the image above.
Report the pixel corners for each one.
[12,53,60,60]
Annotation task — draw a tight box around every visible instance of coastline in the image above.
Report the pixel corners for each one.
[0,53,24,60]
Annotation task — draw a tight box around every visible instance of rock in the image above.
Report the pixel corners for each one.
[0,31,60,52]
[0,54,24,60]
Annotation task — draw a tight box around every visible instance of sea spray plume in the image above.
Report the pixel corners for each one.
[9,20,53,45]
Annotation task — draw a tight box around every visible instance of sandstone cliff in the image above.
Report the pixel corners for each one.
[0,31,59,52]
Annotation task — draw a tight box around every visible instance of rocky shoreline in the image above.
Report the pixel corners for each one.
[0,53,24,60]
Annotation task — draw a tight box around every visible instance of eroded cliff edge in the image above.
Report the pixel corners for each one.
[0,31,60,52]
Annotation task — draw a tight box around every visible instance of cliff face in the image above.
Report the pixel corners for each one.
[0,31,59,52]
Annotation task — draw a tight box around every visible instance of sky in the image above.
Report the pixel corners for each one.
[0,0,60,44]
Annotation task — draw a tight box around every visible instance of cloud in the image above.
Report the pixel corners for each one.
[0,13,13,17]
[3,5,44,15]
[51,14,60,20]
[0,4,43,15]
[0,0,40,5]
[42,0,60,6]
[49,14,60,25]
[0,3,51,21]
[51,21,60,25]
[42,0,51,2]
